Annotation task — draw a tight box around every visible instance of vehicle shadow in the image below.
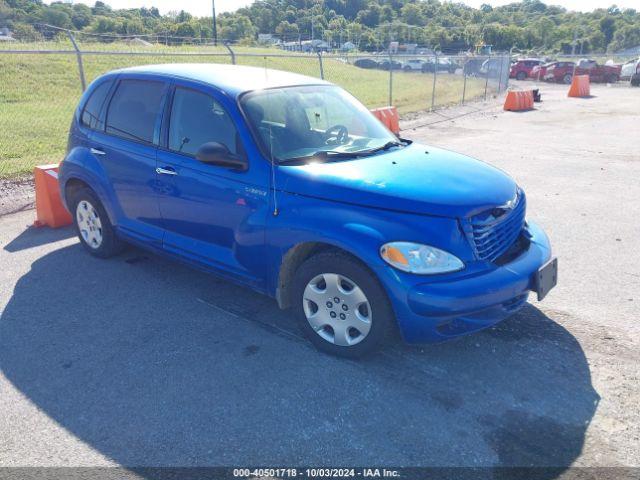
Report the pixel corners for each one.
[0,239,599,475]
[3,224,75,253]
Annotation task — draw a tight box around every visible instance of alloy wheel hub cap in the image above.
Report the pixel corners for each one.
[76,200,103,249]
[303,273,372,346]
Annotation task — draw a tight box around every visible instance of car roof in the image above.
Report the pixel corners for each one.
[110,63,331,97]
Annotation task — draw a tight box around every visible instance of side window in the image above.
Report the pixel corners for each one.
[168,87,239,157]
[81,79,113,130]
[105,79,165,144]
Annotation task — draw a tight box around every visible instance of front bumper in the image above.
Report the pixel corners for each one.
[380,221,553,343]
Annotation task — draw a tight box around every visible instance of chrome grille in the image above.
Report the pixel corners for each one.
[466,192,527,262]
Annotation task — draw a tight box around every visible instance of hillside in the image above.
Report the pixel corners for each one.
[1,0,639,54]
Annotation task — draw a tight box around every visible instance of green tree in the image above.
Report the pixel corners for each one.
[276,20,299,41]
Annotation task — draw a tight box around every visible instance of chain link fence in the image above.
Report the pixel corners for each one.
[0,28,510,178]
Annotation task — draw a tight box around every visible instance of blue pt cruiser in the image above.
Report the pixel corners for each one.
[60,64,557,357]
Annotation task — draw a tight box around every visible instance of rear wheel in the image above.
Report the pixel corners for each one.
[70,187,124,258]
[516,71,527,81]
[291,251,395,358]
[563,73,573,84]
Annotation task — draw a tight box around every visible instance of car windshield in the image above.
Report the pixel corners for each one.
[240,85,400,164]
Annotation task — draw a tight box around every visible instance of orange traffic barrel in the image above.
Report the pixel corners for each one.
[504,90,534,111]
[568,75,590,98]
[371,106,400,135]
[33,164,73,228]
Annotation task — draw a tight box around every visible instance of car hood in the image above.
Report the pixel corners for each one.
[277,143,518,218]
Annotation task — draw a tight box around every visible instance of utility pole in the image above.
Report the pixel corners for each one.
[212,0,218,46]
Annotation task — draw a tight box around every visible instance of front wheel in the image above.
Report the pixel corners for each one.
[516,71,527,81]
[563,73,573,84]
[291,251,396,358]
[71,187,124,258]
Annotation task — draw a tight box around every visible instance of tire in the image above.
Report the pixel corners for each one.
[606,75,618,84]
[632,77,640,87]
[291,250,396,358]
[563,73,573,84]
[70,187,124,258]
[516,71,527,81]
[403,66,411,72]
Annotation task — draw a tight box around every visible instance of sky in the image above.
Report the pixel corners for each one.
[53,0,639,17]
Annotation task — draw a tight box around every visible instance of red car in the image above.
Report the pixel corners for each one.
[530,62,558,80]
[510,59,543,80]
[545,59,621,84]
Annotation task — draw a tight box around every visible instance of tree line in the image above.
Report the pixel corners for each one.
[1,0,639,53]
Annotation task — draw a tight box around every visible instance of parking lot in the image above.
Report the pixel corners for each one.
[0,81,638,472]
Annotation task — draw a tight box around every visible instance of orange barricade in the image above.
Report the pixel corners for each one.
[503,90,534,111]
[568,75,590,98]
[33,164,73,228]
[370,106,400,135]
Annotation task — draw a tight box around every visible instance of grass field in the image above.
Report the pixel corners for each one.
[0,43,488,178]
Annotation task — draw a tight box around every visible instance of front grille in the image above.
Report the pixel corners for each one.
[465,191,527,262]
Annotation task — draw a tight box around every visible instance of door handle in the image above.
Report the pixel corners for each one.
[156,166,178,176]
[90,147,106,156]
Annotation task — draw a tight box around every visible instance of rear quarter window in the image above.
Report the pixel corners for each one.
[105,79,166,144]
[80,79,114,130]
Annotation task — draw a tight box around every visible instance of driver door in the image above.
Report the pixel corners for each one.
[155,82,268,289]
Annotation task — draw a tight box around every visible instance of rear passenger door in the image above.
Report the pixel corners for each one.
[90,77,169,246]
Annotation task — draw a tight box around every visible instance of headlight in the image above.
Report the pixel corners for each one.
[380,242,464,275]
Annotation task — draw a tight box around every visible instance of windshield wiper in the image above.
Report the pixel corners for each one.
[279,150,368,165]
[278,139,413,165]
[366,140,404,154]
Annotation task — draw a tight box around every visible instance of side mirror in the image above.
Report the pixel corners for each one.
[195,142,247,171]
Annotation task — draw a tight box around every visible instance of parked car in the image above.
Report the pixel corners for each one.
[463,58,485,77]
[403,59,426,72]
[378,59,403,70]
[531,62,557,80]
[422,57,457,73]
[59,64,557,357]
[620,57,640,86]
[545,59,621,84]
[480,58,506,77]
[543,61,575,83]
[354,58,379,70]
[510,59,543,80]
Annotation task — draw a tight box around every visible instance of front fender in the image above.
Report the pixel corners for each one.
[265,192,468,298]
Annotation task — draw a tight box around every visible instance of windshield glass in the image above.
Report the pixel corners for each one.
[240,85,398,163]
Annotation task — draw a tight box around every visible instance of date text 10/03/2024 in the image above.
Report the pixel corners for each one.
[232,468,400,478]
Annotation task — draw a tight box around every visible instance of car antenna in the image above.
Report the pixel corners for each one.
[265,86,279,217]
[270,127,279,217]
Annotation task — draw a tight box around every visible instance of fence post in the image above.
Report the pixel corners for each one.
[317,51,324,80]
[462,58,467,105]
[224,42,236,65]
[504,54,510,90]
[497,54,504,93]
[484,57,490,101]
[431,53,438,110]
[388,51,393,106]
[66,30,86,92]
